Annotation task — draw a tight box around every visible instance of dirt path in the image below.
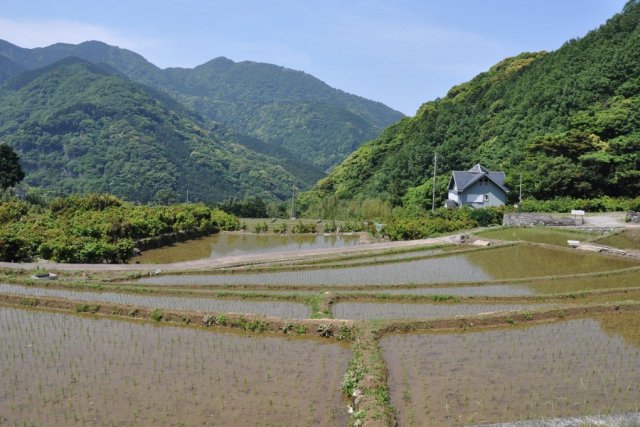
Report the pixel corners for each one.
[0,234,460,273]
[583,211,639,228]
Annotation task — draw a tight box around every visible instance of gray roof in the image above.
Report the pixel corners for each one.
[450,164,509,193]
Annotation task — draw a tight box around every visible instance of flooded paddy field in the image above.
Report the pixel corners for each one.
[137,244,637,286]
[381,312,640,426]
[0,307,350,426]
[284,245,468,269]
[525,269,640,295]
[344,284,536,297]
[594,229,640,250]
[363,268,640,298]
[0,284,311,319]
[131,232,362,264]
[475,227,596,246]
[332,302,548,320]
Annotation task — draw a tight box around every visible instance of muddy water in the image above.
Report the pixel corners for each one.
[138,244,637,286]
[465,244,637,280]
[131,232,362,264]
[138,256,492,286]
[0,307,350,426]
[332,302,547,320]
[381,313,640,426]
[0,284,310,319]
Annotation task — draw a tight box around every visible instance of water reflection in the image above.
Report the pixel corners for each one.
[131,233,362,264]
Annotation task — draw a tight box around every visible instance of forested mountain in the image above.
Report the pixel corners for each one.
[0,54,23,82]
[0,57,315,203]
[0,40,403,171]
[301,1,640,213]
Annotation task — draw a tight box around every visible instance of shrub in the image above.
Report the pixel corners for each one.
[253,222,269,233]
[273,222,288,234]
[291,221,317,233]
[323,220,337,233]
[0,195,239,263]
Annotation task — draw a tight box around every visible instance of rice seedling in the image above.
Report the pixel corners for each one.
[0,307,351,426]
[381,312,640,426]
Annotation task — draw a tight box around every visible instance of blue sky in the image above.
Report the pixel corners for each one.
[0,1,628,115]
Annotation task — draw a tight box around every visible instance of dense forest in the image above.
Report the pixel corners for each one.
[0,41,403,171]
[0,58,319,203]
[301,1,640,216]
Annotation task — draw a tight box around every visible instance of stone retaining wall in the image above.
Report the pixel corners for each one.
[502,213,579,227]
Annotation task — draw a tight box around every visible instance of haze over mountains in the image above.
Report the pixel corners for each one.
[302,0,640,214]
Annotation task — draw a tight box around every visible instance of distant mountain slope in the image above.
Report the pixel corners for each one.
[0,58,312,203]
[0,54,23,82]
[0,40,404,171]
[302,1,640,211]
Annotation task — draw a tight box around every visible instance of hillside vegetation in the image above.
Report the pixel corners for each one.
[301,1,640,215]
[0,41,403,171]
[0,194,238,263]
[0,58,316,203]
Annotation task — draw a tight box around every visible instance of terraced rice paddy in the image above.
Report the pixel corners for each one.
[0,284,311,319]
[327,267,640,297]
[381,312,640,426]
[594,229,640,250]
[524,269,640,295]
[475,227,596,246]
[138,244,637,286]
[347,284,536,297]
[332,302,548,320]
[0,307,351,427]
[131,232,362,264]
[2,226,640,426]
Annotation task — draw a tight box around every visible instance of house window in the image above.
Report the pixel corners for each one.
[480,177,489,186]
[483,194,489,202]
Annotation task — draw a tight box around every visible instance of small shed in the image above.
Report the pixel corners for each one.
[447,164,509,208]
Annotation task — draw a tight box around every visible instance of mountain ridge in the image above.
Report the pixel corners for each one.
[0,58,319,203]
[0,40,404,171]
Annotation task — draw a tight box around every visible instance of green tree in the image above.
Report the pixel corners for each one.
[0,144,25,190]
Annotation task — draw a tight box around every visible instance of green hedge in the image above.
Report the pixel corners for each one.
[0,194,239,263]
[382,206,507,241]
[520,197,639,213]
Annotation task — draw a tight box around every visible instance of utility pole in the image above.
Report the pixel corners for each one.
[431,152,437,212]
[290,186,297,219]
[519,173,523,206]
[186,188,189,204]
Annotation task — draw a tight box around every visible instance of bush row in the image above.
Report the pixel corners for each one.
[519,196,640,213]
[382,206,507,241]
[0,194,239,263]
